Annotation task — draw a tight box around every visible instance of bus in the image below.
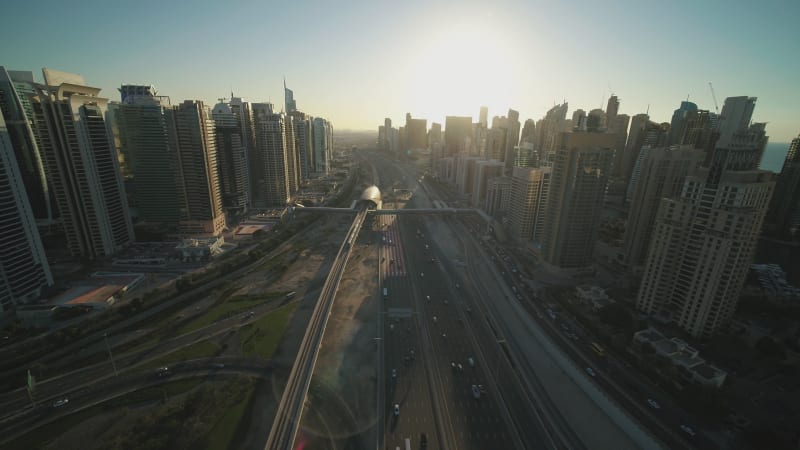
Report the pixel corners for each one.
[590,342,605,357]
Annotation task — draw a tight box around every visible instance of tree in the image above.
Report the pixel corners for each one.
[755,336,786,360]
[598,303,633,330]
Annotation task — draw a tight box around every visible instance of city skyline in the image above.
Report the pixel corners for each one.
[2,0,799,141]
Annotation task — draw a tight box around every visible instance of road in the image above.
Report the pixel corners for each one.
[368,155,529,450]
[0,357,271,447]
[0,296,285,424]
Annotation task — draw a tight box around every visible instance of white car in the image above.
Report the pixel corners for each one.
[680,425,696,436]
[585,367,596,377]
[647,398,661,409]
[391,368,397,380]
[420,272,424,278]
[426,295,431,301]
[52,398,69,408]
[467,357,475,367]
[393,403,400,416]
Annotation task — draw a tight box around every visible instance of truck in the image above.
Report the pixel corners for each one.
[383,287,388,300]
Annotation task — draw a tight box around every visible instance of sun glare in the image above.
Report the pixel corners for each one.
[407,26,518,122]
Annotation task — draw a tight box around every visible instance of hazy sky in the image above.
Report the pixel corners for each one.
[2,0,798,141]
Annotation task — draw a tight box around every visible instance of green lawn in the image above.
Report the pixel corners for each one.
[203,387,255,450]
[176,298,267,335]
[3,379,202,450]
[241,302,297,359]
[145,340,221,369]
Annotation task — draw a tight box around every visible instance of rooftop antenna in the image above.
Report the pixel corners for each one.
[646,104,650,115]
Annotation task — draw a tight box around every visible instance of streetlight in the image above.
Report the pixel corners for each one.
[103,333,119,377]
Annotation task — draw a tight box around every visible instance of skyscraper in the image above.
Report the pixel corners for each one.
[637,96,774,338]
[472,160,505,208]
[0,111,53,315]
[444,116,472,156]
[606,95,620,128]
[252,104,292,206]
[540,131,615,268]
[767,135,800,238]
[535,102,569,161]
[213,102,249,213]
[622,145,705,271]
[34,68,134,257]
[668,101,698,146]
[290,110,313,179]
[405,113,427,151]
[116,92,181,228]
[167,101,226,236]
[312,117,332,175]
[284,78,297,113]
[228,96,255,206]
[519,119,536,145]
[509,167,551,244]
[586,108,606,132]
[503,109,521,173]
[0,67,57,225]
[384,118,392,152]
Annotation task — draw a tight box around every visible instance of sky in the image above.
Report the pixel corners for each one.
[2,0,799,141]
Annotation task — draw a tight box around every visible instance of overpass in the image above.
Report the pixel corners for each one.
[266,205,369,449]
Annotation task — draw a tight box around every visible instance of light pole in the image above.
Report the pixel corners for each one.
[103,333,119,376]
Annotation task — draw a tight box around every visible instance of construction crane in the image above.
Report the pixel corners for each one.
[708,82,720,114]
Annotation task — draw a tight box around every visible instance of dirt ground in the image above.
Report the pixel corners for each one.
[294,216,381,449]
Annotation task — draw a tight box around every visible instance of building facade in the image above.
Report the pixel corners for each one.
[0,112,53,315]
[636,96,774,338]
[540,131,615,268]
[34,68,134,257]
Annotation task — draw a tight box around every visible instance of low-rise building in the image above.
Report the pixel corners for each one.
[632,328,727,388]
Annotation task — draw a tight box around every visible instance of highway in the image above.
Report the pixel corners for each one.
[368,155,531,450]
[267,207,369,450]
[0,291,284,424]
[464,215,710,449]
[0,357,271,447]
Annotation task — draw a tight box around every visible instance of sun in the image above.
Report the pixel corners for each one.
[406,25,518,122]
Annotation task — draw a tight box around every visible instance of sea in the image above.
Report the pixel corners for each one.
[759,141,791,173]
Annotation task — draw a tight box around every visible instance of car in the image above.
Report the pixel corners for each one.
[478,384,486,393]
[457,363,463,372]
[585,367,596,377]
[647,398,661,409]
[52,398,69,408]
[467,357,475,367]
[426,295,431,301]
[443,299,448,305]
[420,433,428,449]
[393,403,400,416]
[451,361,457,371]
[455,283,460,289]
[441,333,447,340]
[391,368,397,380]
[471,385,481,399]
[420,272,424,278]
[466,307,472,314]
[432,316,437,324]
[213,363,225,369]
[680,424,696,436]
